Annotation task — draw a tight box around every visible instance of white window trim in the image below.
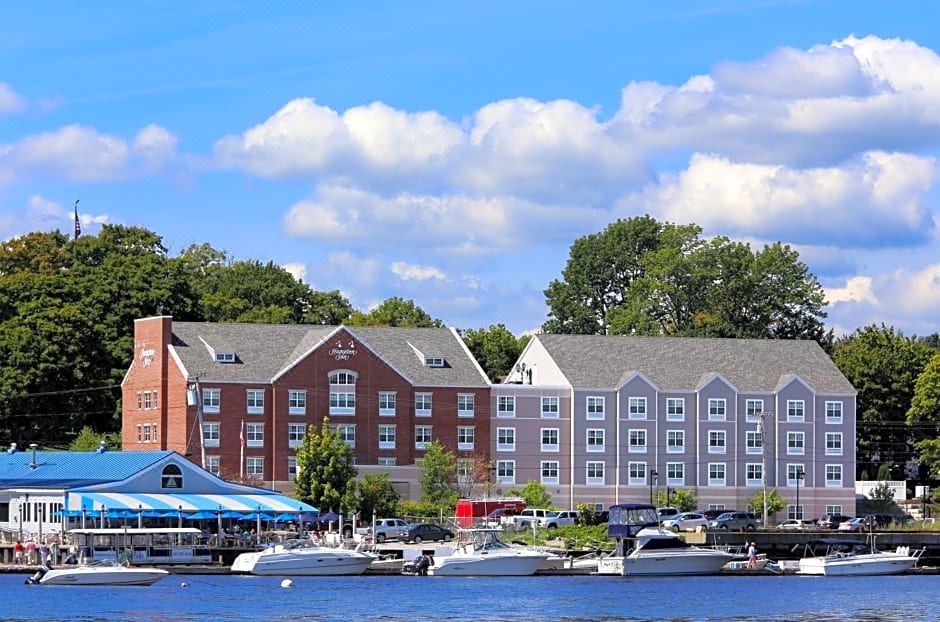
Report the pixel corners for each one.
[586,428,605,453]
[628,396,647,421]
[708,463,727,487]
[787,431,806,456]
[665,462,684,486]
[415,393,433,417]
[825,401,843,424]
[288,390,306,415]
[246,423,264,448]
[787,399,806,422]
[541,397,560,419]
[202,423,220,447]
[666,430,684,454]
[457,426,475,451]
[202,388,220,414]
[288,424,306,448]
[628,429,647,454]
[329,391,356,416]
[586,396,605,420]
[746,431,763,455]
[586,461,606,486]
[415,425,432,450]
[540,461,560,486]
[497,395,516,418]
[745,399,763,423]
[826,464,843,488]
[708,430,726,454]
[496,460,515,484]
[825,432,843,456]
[786,463,806,488]
[627,461,646,486]
[457,393,475,418]
[496,427,516,452]
[245,457,264,480]
[379,391,396,417]
[246,390,264,414]
[745,463,763,487]
[665,397,685,422]
[708,398,726,421]
[540,428,560,453]
[378,425,396,450]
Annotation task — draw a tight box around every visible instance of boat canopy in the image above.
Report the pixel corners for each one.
[607,504,659,539]
[65,491,317,514]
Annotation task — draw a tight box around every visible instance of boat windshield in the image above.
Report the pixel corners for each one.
[636,536,692,551]
[608,504,659,539]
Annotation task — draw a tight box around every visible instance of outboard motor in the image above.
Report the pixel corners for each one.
[413,555,431,576]
[25,565,48,585]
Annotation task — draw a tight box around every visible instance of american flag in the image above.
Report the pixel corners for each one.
[73,199,81,240]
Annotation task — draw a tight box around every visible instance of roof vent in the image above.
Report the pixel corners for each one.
[29,443,38,469]
[7,442,16,454]
[96,440,107,454]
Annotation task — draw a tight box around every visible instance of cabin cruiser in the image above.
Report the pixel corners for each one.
[797,538,924,576]
[231,539,375,576]
[597,503,735,576]
[27,560,169,586]
[426,529,551,576]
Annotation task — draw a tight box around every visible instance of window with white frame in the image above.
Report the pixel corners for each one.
[586,461,605,485]
[666,462,684,485]
[331,424,355,448]
[246,423,264,447]
[246,390,264,414]
[708,399,726,421]
[541,461,559,485]
[377,457,397,467]
[787,400,805,422]
[746,431,763,454]
[788,504,804,520]
[496,460,515,484]
[825,505,843,515]
[787,464,805,487]
[329,391,356,415]
[746,463,763,486]
[288,423,306,448]
[287,456,297,481]
[708,504,727,511]
[136,424,142,443]
[541,396,559,418]
[787,431,805,455]
[708,430,726,454]
[415,425,432,450]
[379,392,396,416]
[329,371,356,386]
[144,391,152,410]
[153,390,158,409]
[628,429,647,453]
[246,457,263,480]
[541,428,559,452]
[457,426,475,451]
[825,432,843,456]
[136,392,142,410]
[825,401,843,424]
[497,427,516,452]
[424,356,445,368]
[628,461,646,485]
[378,424,396,449]
[205,455,221,476]
[586,429,605,452]
[666,430,684,453]
[142,424,152,443]
[586,396,605,420]
[666,397,684,421]
[628,397,647,420]
[497,395,515,417]
[708,462,726,486]
[415,393,433,417]
[457,459,473,485]
[203,422,220,447]
[826,464,843,487]
[203,388,220,413]
[745,399,763,422]
[457,394,475,417]
[288,390,306,415]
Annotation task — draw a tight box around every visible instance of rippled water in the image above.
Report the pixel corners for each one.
[2,573,937,621]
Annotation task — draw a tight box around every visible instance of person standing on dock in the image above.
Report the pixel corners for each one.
[747,542,758,568]
[13,540,24,564]
[26,537,37,565]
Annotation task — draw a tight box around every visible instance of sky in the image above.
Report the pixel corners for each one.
[2,1,940,336]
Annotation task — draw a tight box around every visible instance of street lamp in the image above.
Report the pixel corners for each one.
[650,470,658,505]
[795,469,805,520]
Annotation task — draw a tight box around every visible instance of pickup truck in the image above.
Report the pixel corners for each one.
[364,518,410,543]
[512,508,553,528]
[543,510,579,529]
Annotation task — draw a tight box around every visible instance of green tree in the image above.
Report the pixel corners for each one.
[507,480,554,509]
[293,417,358,513]
[305,290,353,325]
[868,482,897,513]
[748,488,787,520]
[343,472,401,521]
[654,488,697,512]
[461,324,529,381]
[418,440,458,504]
[69,426,121,451]
[349,297,443,327]
[909,352,940,478]
[916,439,940,479]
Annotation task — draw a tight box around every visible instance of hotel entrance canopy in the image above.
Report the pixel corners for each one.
[66,491,317,514]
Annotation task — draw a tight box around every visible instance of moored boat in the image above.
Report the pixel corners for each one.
[231,539,375,576]
[427,528,550,576]
[797,539,924,576]
[27,560,169,586]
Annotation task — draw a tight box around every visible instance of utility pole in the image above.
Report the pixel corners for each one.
[756,412,774,527]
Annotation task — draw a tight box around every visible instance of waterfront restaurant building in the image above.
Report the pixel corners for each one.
[490,335,857,520]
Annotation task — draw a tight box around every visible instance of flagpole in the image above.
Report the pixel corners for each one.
[240,419,245,479]
[73,199,81,240]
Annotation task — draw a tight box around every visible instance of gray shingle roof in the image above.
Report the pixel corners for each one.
[170,323,488,386]
[535,334,855,394]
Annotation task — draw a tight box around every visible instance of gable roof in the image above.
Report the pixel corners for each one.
[534,334,855,394]
[0,450,172,488]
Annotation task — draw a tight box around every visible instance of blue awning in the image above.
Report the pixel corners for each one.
[66,491,317,514]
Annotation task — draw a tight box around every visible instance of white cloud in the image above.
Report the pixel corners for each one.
[883,264,940,316]
[0,82,25,114]
[825,276,878,305]
[282,262,308,282]
[322,252,381,286]
[133,124,179,172]
[390,261,448,282]
[0,195,111,241]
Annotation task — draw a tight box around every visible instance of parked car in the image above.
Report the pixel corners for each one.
[369,518,410,543]
[513,508,553,528]
[543,510,579,529]
[657,507,680,521]
[838,517,865,532]
[776,519,813,530]
[817,514,853,530]
[699,509,728,521]
[709,511,758,531]
[593,509,610,524]
[662,512,708,532]
[405,523,454,544]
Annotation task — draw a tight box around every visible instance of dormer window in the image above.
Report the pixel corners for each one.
[215,352,236,363]
[425,356,445,367]
[161,464,183,489]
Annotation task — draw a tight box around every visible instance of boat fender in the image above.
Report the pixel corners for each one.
[281,579,294,588]
[180,582,189,588]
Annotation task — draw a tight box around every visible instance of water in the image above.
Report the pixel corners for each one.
[2,574,937,621]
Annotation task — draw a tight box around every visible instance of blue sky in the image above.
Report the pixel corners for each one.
[2,1,940,335]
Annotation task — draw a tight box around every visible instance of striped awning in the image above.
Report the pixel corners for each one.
[65,491,317,514]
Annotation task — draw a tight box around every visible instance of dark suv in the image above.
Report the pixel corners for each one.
[818,514,853,529]
[709,511,758,531]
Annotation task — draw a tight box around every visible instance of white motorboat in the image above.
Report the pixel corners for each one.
[797,539,924,576]
[231,539,375,576]
[427,529,550,576]
[28,560,169,586]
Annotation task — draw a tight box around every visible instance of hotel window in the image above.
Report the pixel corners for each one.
[708,463,726,486]
[203,422,220,447]
[628,429,647,453]
[826,432,843,456]
[329,391,356,415]
[497,427,516,452]
[666,398,684,421]
[787,400,805,422]
[826,464,843,487]
[457,459,473,485]
[378,392,396,416]
[666,462,684,486]
[541,428,559,452]
[666,430,684,453]
[586,396,605,420]
[203,388,220,413]
[330,424,355,448]
[457,394,475,418]
[246,457,263,480]
[541,396,559,418]
[496,460,515,484]
[745,399,763,422]
[145,391,153,410]
[586,429,605,452]
[288,423,306,448]
[708,399,726,421]
[246,390,264,414]
[136,425,142,442]
[287,456,297,481]
[378,424,396,450]
[415,393,433,417]
[825,505,843,516]
[288,390,306,415]
[788,505,804,521]
[825,401,843,424]
[415,425,432,450]
[205,455,221,476]
[708,430,726,454]
[497,395,515,417]
[143,424,152,443]
[787,431,805,455]
[787,464,805,487]
[587,461,605,485]
[541,461,559,485]
[152,390,158,409]
[457,426,475,451]
[377,457,397,467]
[627,461,646,486]
[246,423,264,448]
[746,431,763,455]
[746,463,763,487]
[136,392,142,409]
[628,397,646,420]
[329,371,356,385]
